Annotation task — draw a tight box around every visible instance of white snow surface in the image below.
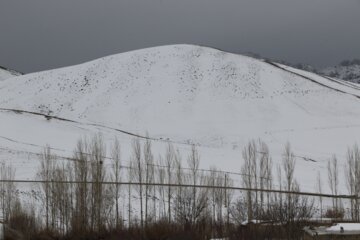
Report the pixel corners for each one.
[0,44,360,193]
[322,64,360,84]
[0,67,19,81]
[327,223,360,232]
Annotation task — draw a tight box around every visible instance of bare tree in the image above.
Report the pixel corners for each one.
[127,160,132,228]
[89,134,107,231]
[37,145,56,230]
[50,161,72,235]
[111,137,122,227]
[282,143,296,193]
[73,138,90,233]
[209,166,218,237]
[0,162,17,226]
[174,149,183,223]
[224,173,233,234]
[282,142,296,223]
[143,136,154,226]
[241,140,257,221]
[328,155,339,211]
[269,180,314,240]
[240,140,273,222]
[259,140,272,215]
[188,145,200,225]
[157,156,166,219]
[65,160,74,233]
[130,138,144,229]
[174,145,208,228]
[165,143,175,223]
[215,172,225,230]
[345,144,360,220]
[316,171,323,219]
[229,197,247,225]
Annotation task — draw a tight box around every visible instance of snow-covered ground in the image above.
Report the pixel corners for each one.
[0,67,21,81]
[0,44,359,194]
[322,63,360,84]
[327,223,360,232]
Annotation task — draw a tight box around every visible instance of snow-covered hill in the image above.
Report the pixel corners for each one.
[0,44,360,192]
[321,61,360,84]
[0,66,21,81]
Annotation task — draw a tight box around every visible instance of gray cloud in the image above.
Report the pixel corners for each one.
[0,0,359,73]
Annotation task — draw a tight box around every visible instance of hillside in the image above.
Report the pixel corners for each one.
[0,66,22,81]
[0,44,360,192]
[321,61,360,83]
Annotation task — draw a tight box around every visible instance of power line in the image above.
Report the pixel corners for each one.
[0,179,356,200]
[25,148,267,180]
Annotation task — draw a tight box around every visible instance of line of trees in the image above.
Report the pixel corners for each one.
[0,135,359,239]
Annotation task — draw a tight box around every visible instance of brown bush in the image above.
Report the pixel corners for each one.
[323,208,345,219]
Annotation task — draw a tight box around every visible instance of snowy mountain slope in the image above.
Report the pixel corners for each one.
[271,62,360,98]
[0,66,21,81]
[321,61,360,84]
[0,44,360,192]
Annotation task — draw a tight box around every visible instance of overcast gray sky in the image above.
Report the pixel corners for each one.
[1,0,359,73]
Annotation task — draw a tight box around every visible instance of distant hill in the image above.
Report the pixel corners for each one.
[321,59,360,83]
[243,53,360,84]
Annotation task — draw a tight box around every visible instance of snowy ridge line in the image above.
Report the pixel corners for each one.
[321,75,360,91]
[0,179,356,199]
[0,65,23,75]
[264,61,360,99]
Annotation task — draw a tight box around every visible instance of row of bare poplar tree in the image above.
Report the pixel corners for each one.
[0,136,359,239]
[25,135,234,238]
[315,143,360,221]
